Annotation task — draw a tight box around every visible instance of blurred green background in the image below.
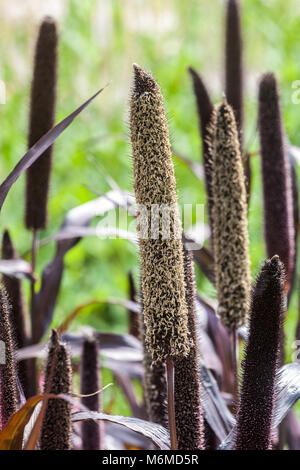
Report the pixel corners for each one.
[0,0,300,412]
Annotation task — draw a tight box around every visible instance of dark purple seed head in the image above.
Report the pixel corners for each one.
[25,17,58,230]
[0,286,17,430]
[80,337,103,450]
[40,329,72,450]
[188,67,214,244]
[235,256,285,450]
[225,0,243,143]
[174,249,204,450]
[1,230,29,396]
[258,73,295,289]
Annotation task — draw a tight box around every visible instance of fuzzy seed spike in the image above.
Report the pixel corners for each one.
[130,65,191,362]
[1,230,27,351]
[188,67,214,243]
[188,67,213,139]
[225,0,244,142]
[143,351,168,427]
[2,230,14,259]
[174,249,204,449]
[80,337,103,450]
[140,313,168,427]
[258,73,295,289]
[235,255,285,450]
[211,101,251,330]
[2,230,29,396]
[139,285,168,426]
[25,16,58,230]
[40,329,72,450]
[133,63,157,97]
[0,286,18,430]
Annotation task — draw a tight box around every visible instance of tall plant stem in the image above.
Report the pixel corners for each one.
[232,328,239,411]
[30,229,38,342]
[27,229,38,397]
[166,357,178,450]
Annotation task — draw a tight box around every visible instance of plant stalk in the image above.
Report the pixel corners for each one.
[30,228,38,342]
[166,356,178,450]
[232,328,239,410]
[27,229,38,398]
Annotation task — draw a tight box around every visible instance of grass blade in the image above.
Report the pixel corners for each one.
[0,88,105,211]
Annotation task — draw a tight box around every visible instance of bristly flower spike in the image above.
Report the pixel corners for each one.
[258,73,295,291]
[0,286,18,430]
[225,0,252,200]
[40,329,72,450]
[1,230,27,351]
[25,16,58,230]
[1,230,29,395]
[211,101,251,330]
[188,67,214,244]
[80,336,103,450]
[140,313,168,427]
[139,280,168,427]
[174,249,204,450]
[225,0,244,144]
[130,64,191,362]
[235,256,285,450]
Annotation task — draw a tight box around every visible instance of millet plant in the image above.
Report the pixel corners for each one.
[0,0,300,452]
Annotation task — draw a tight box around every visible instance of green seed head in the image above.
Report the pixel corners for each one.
[211,101,251,330]
[130,64,191,362]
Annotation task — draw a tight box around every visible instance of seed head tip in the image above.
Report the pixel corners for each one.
[133,63,156,97]
[41,15,56,29]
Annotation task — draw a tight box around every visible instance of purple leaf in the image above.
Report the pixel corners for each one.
[220,363,300,450]
[17,331,143,363]
[0,259,34,281]
[72,411,170,450]
[104,422,152,449]
[0,88,105,211]
[200,362,235,443]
